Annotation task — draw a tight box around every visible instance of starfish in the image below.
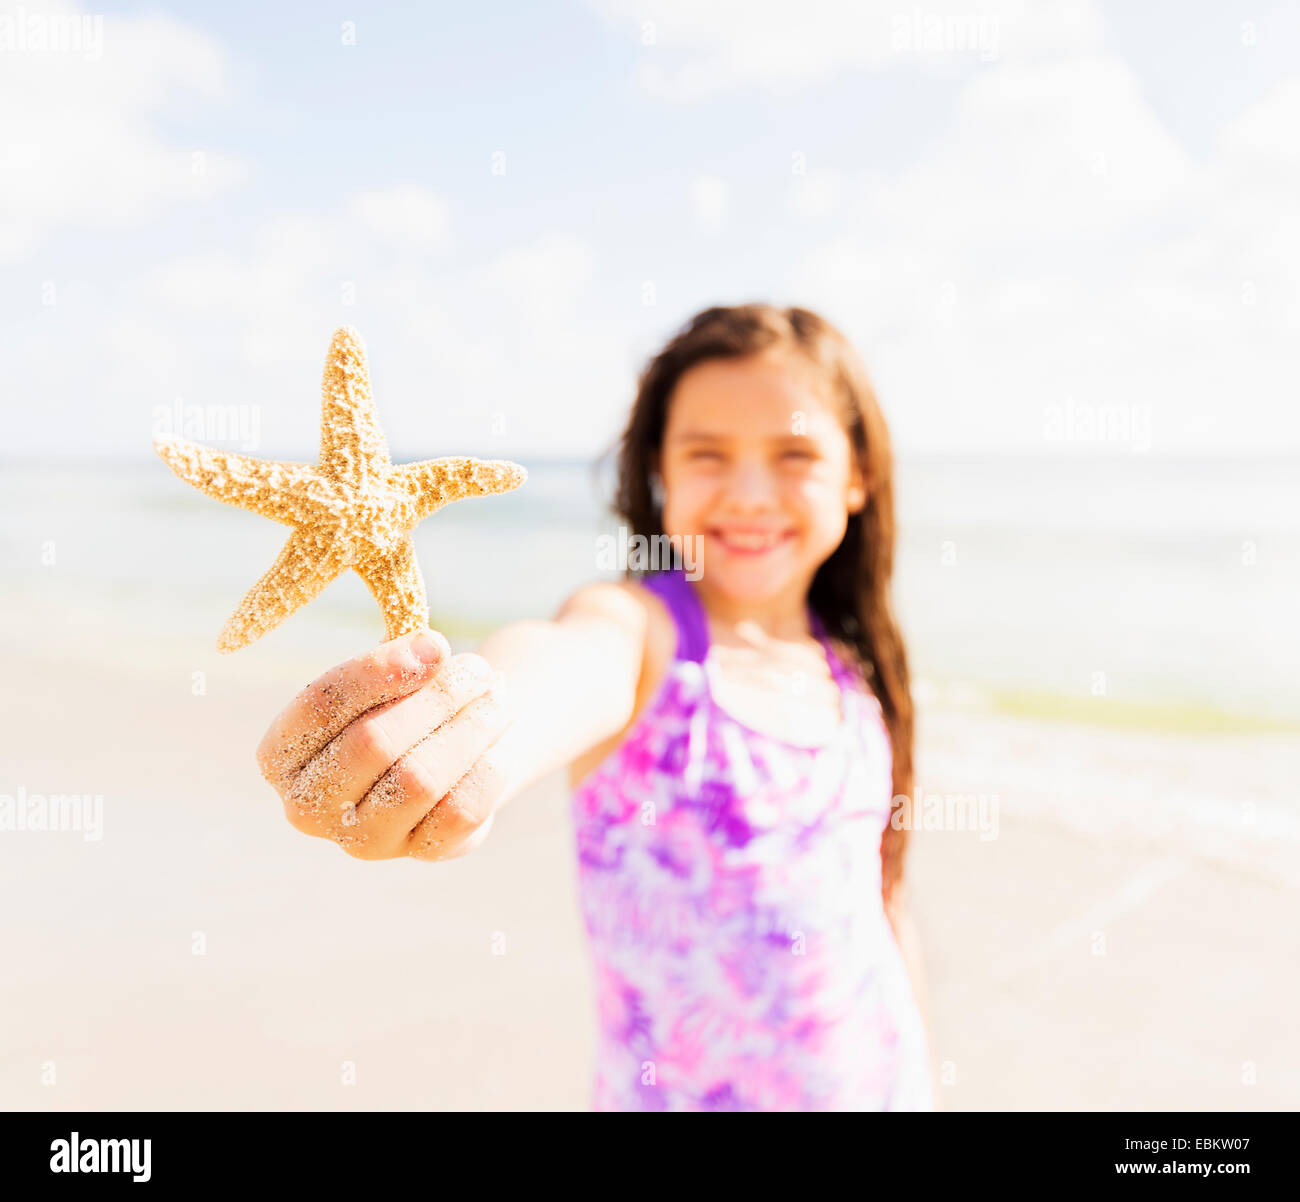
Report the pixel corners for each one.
[154,325,526,653]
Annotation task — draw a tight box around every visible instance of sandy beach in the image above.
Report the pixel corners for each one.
[5,0,1299,1122]
[2,610,1295,1112]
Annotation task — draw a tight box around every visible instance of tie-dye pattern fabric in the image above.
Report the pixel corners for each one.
[571,568,934,1111]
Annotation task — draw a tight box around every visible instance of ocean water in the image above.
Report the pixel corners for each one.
[1,454,1297,724]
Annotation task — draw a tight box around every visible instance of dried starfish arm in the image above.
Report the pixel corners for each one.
[318,326,391,486]
[393,457,528,521]
[354,535,429,641]
[154,436,321,526]
[217,529,349,653]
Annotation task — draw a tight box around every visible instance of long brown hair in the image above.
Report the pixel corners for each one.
[612,303,914,911]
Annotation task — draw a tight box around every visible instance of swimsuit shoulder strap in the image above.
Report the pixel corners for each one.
[808,608,864,695]
[639,568,710,664]
[641,575,859,686]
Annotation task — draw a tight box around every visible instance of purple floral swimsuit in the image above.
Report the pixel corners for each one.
[571,568,934,1111]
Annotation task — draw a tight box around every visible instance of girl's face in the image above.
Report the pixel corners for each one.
[658,349,865,612]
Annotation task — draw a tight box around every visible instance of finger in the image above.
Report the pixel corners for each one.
[429,808,497,862]
[257,628,451,789]
[282,653,495,833]
[336,690,511,859]
[404,739,511,862]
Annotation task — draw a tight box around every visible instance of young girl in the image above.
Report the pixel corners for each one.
[256,303,937,1112]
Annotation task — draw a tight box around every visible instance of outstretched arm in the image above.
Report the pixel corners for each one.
[474,581,649,809]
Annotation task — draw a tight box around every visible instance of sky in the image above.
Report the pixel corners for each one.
[2,0,1298,460]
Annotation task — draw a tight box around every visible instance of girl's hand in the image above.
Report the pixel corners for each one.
[256,629,511,861]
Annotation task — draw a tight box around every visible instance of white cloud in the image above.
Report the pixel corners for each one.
[0,0,246,263]
[864,55,1193,243]
[792,56,1300,454]
[349,186,453,250]
[588,0,1104,101]
[789,168,845,219]
[480,231,596,313]
[1224,76,1300,162]
[473,232,631,451]
[97,216,630,460]
[691,174,728,230]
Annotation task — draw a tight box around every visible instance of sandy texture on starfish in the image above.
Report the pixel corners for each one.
[217,530,348,653]
[355,535,427,643]
[152,438,321,525]
[155,326,526,652]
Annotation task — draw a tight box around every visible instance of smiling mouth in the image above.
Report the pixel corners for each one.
[709,528,796,555]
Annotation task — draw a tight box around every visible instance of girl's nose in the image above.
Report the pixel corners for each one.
[722,459,778,510]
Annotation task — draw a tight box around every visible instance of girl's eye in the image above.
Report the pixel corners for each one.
[687,449,723,462]
[781,449,814,461]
